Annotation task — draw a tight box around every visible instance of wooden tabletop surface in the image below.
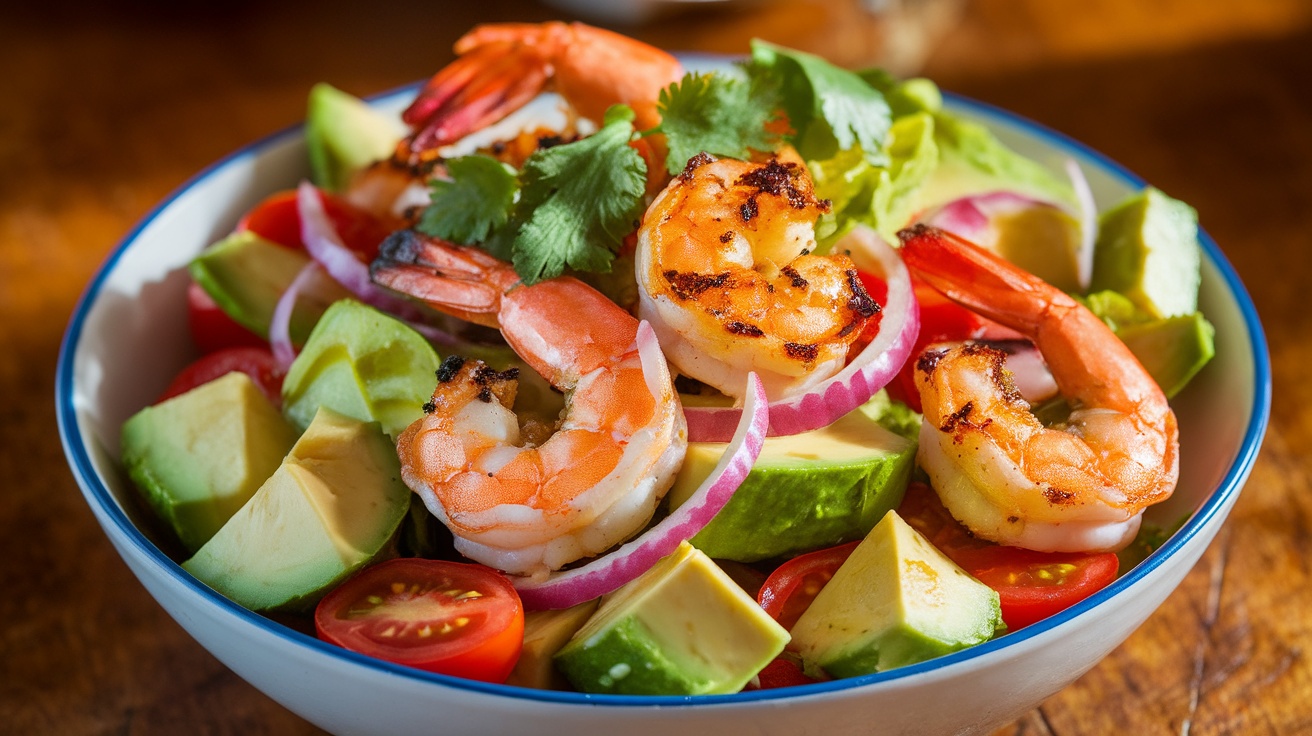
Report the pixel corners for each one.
[4,0,1309,733]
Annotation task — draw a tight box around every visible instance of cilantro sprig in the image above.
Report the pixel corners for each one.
[417,106,646,285]
[655,71,781,175]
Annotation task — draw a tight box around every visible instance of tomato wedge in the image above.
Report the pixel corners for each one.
[744,655,820,690]
[898,482,1120,630]
[957,546,1120,631]
[156,346,284,406]
[187,280,268,354]
[757,540,860,632]
[314,558,525,683]
[237,188,399,263]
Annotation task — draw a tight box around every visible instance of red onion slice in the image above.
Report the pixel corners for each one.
[268,261,328,371]
[683,226,919,442]
[514,372,769,610]
[296,181,459,346]
[1065,158,1097,291]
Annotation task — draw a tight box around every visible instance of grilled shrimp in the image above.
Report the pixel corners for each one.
[635,152,880,401]
[900,225,1179,553]
[371,232,687,577]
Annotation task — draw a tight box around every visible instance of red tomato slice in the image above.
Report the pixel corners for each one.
[237,188,399,263]
[898,482,1119,630]
[187,280,268,354]
[744,656,820,690]
[315,558,525,683]
[884,276,1028,412]
[156,346,284,406]
[957,546,1120,631]
[757,540,860,632]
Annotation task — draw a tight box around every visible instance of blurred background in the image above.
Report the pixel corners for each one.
[3,0,1311,733]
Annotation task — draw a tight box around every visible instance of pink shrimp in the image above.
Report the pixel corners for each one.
[401,21,683,157]
[899,225,1179,553]
[371,231,687,577]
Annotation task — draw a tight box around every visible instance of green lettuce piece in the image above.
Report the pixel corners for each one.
[914,112,1077,215]
[811,111,939,246]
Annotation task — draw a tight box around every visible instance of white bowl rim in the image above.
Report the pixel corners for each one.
[55,82,1273,708]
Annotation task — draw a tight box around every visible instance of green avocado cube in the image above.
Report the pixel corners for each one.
[305,83,403,192]
[554,542,789,695]
[182,407,410,612]
[120,372,299,553]
[1090,188,1201,318]
[281,299,442,439]
[791,510,1003,678]
[188,230,349,344]
[665,394,918,562]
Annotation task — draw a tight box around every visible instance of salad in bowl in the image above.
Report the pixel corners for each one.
[59,20,1267,735]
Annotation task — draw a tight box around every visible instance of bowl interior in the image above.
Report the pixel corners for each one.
[57,86,1270,711]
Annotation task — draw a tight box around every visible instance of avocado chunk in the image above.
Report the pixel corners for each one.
[791,510,1003,678]
[1090,188,1201,318]
[120,372,299,553]
[1116,312,1216,398]
[1080,289,1215,398]
[182,407,410,612]
[665,394,918,562]
[281,299,443,439]
[505,600,601,690]
[554,542,789,695]
[189,230,348,344]
[305,83,403,193]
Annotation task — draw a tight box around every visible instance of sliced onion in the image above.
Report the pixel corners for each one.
[1065,158,1097,291]
[514,372,769,610]
[296,181,459,345]
[683,226,919,442]
[268,261,326,371]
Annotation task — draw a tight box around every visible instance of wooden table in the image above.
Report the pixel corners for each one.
[4,0,1308,732]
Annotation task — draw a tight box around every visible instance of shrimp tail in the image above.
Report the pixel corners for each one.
[898,224,1070,337]
[371,230,519,328]
[403,39,553,153]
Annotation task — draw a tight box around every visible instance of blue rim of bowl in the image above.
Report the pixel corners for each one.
[56,86,1272,708]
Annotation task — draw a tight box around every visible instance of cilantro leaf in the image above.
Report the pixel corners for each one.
[655,71,781,174]
[510,105,647,284]
[416,154,518,244]
[749,40,891,166]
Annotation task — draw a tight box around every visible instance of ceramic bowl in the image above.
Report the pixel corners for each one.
[57,83,1270,735]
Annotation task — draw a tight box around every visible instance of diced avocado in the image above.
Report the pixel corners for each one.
[189,230,349,344]
[791,510,1003,678]
[992,205,1084,294]
[554,542,789,695]
[1080,289,1215,397]
[505,600,601,690]
[281,299,442,439]
[182,407,410,612]
[305,83,403,192]
[665,394,918,562]
[1090,188,1201,318]
[1116,312,1216,398]
[120,372,299,553]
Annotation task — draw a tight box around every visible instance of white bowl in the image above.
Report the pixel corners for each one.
[57,84,1271,735]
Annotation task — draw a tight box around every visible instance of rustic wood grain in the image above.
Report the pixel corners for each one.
[2,1,1307,733]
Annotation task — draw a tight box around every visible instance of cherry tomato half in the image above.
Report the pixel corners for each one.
[757,540,860,632]
[187,280,267,354]
[156,346,284,406]
[314,558,525,683]
[744,655,820,690]
[237,188,399,263]
[898,482,1119,630]
[957,546,1120,631]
